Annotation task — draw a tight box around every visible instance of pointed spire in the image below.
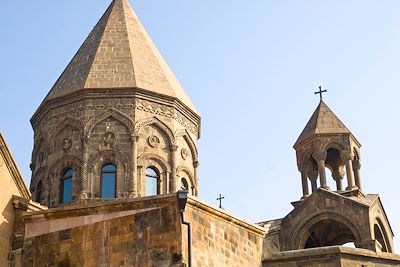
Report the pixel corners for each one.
[294,101,351,147]
[44,0,197,113]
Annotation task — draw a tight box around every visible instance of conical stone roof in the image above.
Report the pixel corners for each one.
[43,0,197,113]
[294,100,351,147]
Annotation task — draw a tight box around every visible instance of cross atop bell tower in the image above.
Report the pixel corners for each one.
[293,100,362,199]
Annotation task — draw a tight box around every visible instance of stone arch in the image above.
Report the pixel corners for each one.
[176,165,196,187]
[323,142,345,153]
[137,153,171,195]
[135,117,175,148]
[51,117,84,139]
[374,217,392,252]
[292,212,362,250]
[353,147,361,160]
[32,131,51,170]
[88,149,131,198]
[48,155,82,205]
[137,153,171,172]
[85,108,134,138]
[175,129,198,160]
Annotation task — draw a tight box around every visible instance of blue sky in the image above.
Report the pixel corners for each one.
[1,0,400,250]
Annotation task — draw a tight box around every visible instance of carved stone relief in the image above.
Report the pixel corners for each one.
[148,135,160,148]
[181,148,188,160]
[61,138,72,151]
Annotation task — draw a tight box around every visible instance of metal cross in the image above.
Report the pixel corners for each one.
[217,194,225,209]
[314,86,327,101]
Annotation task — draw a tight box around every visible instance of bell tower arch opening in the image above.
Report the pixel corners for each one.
[303,219,357,249]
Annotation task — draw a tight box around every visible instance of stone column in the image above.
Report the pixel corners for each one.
[299,166,309,199]
[79,137,89,199]
[309,170,318,193]
[193,159,199,196]
[343,153,357,190]
[130,134,139,198]
[332,169,344,191]
[353,159,362,191]
[313,151,329,190]
[170,145,178,192]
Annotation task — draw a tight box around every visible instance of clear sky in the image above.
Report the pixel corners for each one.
[1,0,400,250]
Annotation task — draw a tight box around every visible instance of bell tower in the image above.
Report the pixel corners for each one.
[277,97,395,254]
[293,100,362,199]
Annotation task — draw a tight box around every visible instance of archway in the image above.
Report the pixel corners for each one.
[303,219,356,249]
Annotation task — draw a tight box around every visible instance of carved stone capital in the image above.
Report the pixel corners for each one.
[130,134,139,142]
[170,145,178,153]
[341,151,354,161]
[312,151,327,161]
[332,169,345,181]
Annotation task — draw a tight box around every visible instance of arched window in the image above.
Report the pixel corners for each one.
[101,164,117,198]
[145,167,159,196]
[36,181,43,203]
[61,168,73,204]
[181,178,189,191]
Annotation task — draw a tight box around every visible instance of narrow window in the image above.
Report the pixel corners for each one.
[145,167,159,196]
[181,178,189,191]
[101,164,117,198]
[36,181,43,203]
[61,168,73,204]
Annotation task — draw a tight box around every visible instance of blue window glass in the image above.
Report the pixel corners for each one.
[145,167,158,196]
[101,164,116,198]
[61,169,73,204]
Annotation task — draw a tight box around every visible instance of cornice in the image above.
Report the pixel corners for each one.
[0,133,31,199]
[30,87,201,137]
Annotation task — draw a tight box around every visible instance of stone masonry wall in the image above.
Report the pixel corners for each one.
[22,196,184,267]
[184,199,265,267]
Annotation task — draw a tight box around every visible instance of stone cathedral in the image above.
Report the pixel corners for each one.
[0,0,400,266]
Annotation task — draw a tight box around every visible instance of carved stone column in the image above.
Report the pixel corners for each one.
[170,145,178,192]
[193,159,199,196]
[353,159,362,191]
[313,151,329,190]
[299,165,309,199]
[332,169,344,191]
[130,134,139,198]
[343,152,357,190]
[79,137,89,199]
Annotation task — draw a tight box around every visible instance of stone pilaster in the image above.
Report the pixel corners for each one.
[170,145,178,192]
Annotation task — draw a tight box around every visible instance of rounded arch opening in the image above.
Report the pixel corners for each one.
[303,219,357,249]
[374,219,390,252]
